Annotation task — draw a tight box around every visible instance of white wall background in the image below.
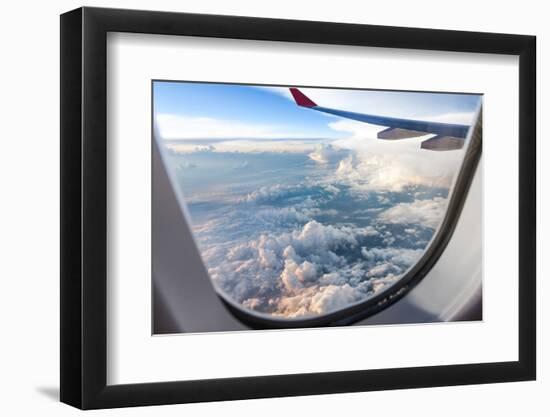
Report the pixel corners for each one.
[0,0,545,415]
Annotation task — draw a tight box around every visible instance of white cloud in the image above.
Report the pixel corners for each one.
[326,129,463,193]
[361,246,424,271]
[281,259,318,292]
[307,143,349,164]
[194,145,215,152]
[367,262,391,277]
[308,284,364,315]
[378,197,447,229]
[164,138,340,155]
[156,113,314,140]
[242,184,307,204]
[262,87,475,176]
[201,217,424,318]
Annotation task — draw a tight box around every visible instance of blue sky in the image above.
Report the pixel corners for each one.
[153,81,481,141]
[154,82,338,138]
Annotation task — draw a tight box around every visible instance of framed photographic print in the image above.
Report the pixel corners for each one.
[60,6,536,409]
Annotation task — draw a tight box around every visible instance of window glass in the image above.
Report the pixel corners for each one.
[154,81,481,319]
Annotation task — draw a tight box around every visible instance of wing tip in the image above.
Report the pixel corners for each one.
[289,88,317,108]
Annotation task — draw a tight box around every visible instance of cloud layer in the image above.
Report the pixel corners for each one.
[162,99,467,318]
[204,218,425,318]
[180,163,447,318]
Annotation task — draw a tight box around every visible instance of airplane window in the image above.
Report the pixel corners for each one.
[153,81,482,326]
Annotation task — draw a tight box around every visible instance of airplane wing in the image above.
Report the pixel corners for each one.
[289,87,470,151]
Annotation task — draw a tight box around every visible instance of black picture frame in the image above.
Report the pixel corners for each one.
[60,6,536,409]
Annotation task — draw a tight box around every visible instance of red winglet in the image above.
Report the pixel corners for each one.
[289,88,317,108]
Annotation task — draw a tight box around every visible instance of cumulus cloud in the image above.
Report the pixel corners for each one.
[318,109,468,194]
[327,142,462,193]
[240,182,341,210]
[308,144,349,164]
[281,259,318,292]
[308,284,365,315]
[242,184,309,204]
[378,197,447,229]
[202,219,424,318]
